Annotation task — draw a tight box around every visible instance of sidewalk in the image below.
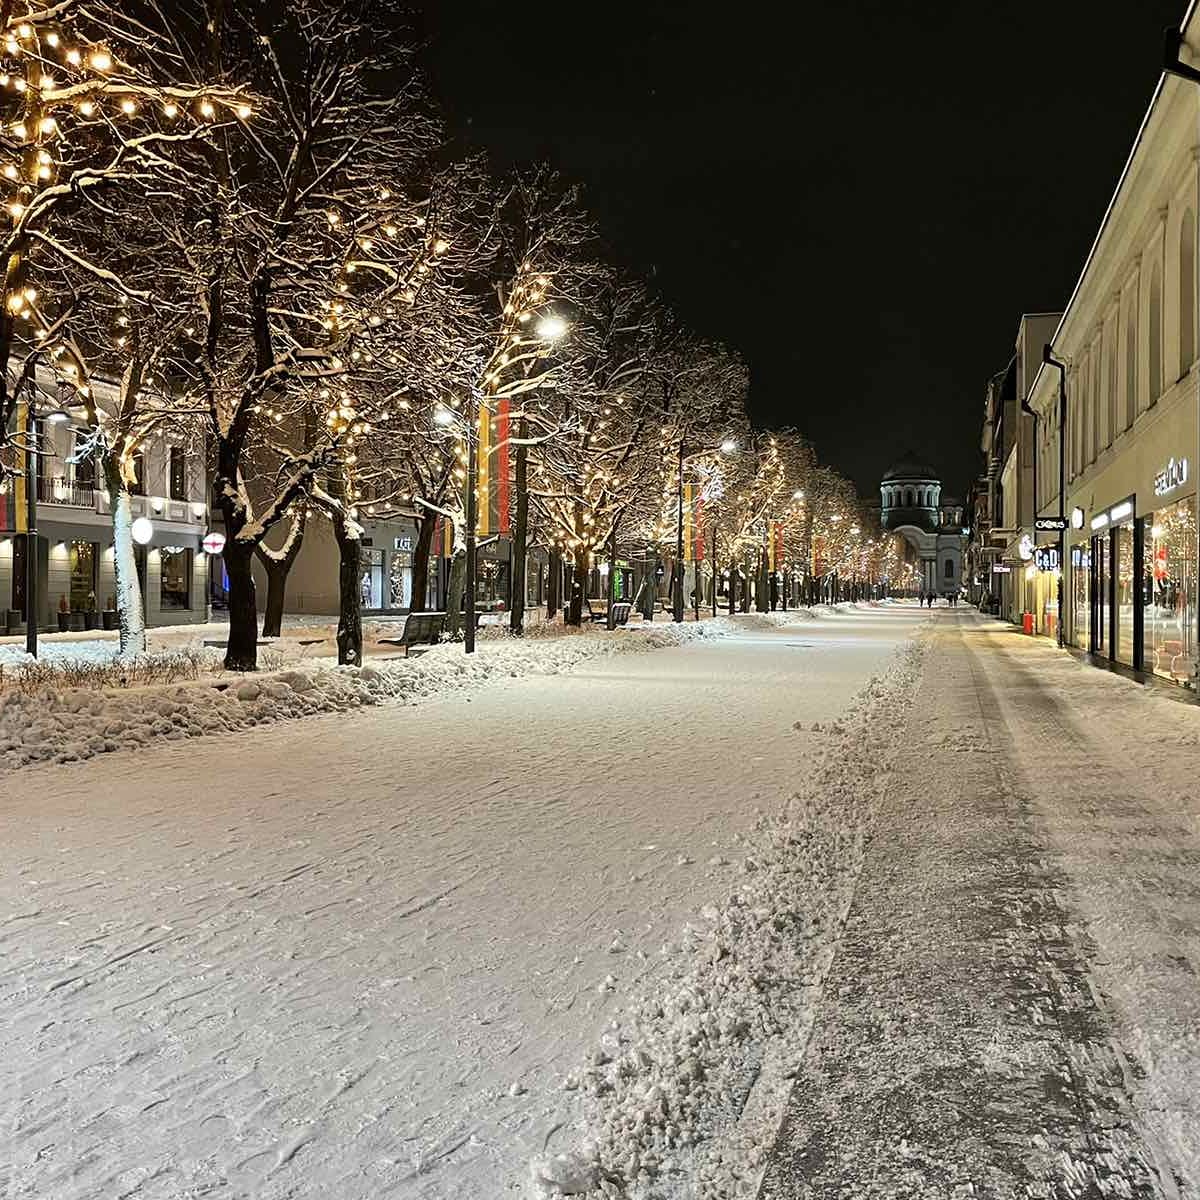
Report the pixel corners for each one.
[759,609,1196,1197]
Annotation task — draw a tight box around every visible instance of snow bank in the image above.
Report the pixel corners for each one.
[0,619,731,772]
[531,639,927,1198]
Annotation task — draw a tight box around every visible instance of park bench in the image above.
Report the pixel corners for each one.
[377,611,446,656]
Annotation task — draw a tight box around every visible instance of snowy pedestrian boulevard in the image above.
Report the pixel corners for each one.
[1,605,920,1200]
[5,605,1200,1200]
[761,611,1200,1199]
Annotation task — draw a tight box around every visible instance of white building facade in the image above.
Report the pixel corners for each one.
[1027,6,1200,685]
[1,375,210,633]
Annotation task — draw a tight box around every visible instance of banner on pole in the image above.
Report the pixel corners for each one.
[477,398,511,536]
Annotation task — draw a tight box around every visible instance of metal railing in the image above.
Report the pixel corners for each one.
[36,475,96,508]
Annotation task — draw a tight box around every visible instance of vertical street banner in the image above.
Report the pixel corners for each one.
[813,534,825,577]
[693,497,705,561]
[477,398,511,536]
[683,482,694,562]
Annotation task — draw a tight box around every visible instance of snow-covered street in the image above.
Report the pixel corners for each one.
[6,603,1200,1199]
[0,604,921,1199]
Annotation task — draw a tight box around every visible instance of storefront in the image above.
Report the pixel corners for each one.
[1068,456,1197,686]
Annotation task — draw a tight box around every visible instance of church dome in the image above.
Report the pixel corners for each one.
[882,453,939,483]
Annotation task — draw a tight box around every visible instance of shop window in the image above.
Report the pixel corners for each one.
[389,550,413,608]
[69,540,97,611]
[361,547,384,608]
[169,446,186,500]
[1181,211,1195,377]
[1072,546,1091,651]
[1114,523,1135,667]
[1144,497,1196,683]
[1149,259,1163,406]
[159,547,192,610]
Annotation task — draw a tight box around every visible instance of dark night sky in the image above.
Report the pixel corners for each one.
[410,3,1186,499]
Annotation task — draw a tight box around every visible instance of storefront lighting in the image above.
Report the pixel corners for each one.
[1090,513,1109,531]
[1071,507,1085,530]
[131,517,154,545]
[1152,524,1165,539]
[1109,501,1133,522]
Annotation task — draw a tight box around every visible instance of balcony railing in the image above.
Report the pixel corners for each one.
[37,475,96,508]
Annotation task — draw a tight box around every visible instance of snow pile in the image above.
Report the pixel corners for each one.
[0,618,731,771]
[531,639,927,1198]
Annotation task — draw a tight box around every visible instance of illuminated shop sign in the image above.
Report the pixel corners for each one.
[1033,546,1060,572]
[1154,457,1189,497]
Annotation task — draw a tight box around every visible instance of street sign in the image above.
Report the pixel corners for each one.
[992,564,1012,574]
[1034,516,1068,532]
[202,530,226,555]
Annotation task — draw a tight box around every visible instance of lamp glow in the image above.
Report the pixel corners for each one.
[535,315,568,341]
[131,517,154,545]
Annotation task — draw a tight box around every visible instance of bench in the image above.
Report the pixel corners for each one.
[378,611,446,656]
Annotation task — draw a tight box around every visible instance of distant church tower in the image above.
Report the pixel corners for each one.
[879,452,965,597]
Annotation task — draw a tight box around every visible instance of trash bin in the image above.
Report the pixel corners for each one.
[1022,611,1034,635]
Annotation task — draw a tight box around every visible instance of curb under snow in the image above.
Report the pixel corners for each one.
[0,620,734,773]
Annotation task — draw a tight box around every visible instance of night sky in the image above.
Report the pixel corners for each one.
[411,3,1186,499]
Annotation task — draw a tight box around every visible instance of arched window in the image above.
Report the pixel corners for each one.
[1181,211,1195,376]
[1149,258,1163,406]
[1124,299,1137,430]
[904,488,913,506]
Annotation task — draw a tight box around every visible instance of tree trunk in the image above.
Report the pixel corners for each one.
[446,547,466,638]
[755,547,769,612]
[566,553,587,626]
[728,560,737,615]
[740,560,751,612]
[102,458,146,659]
[255,505,308,638]
[223,540,258,671]
[333,512,363,666]
[509,419,529,635]
[411,513,436,613]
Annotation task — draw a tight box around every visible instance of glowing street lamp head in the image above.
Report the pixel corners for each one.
[719,439,738,454]
[536,314,568,341]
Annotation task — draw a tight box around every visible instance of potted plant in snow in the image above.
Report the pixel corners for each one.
[56,594,70,632]
[102,594,117,631]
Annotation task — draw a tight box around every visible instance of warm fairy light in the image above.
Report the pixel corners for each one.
[200,98,215,117]
[163,101,178,118]
[90,50,112,71]
[237,103,251,119]
[120,98,136,114]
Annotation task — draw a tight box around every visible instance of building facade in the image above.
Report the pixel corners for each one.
[1,376,210,633]
[1026,7,1200,686]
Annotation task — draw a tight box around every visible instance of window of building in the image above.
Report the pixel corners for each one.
[943,557,953,579]
[1106,321,1117,448]
[1149,258,1163,406]
[129,449,146,496]
[1181,211,1195,377]
[1124,300,1137,431]
[169,445,186,501]
[72,431,96,489]
[159,547,192,610]
[904,488,913,506]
